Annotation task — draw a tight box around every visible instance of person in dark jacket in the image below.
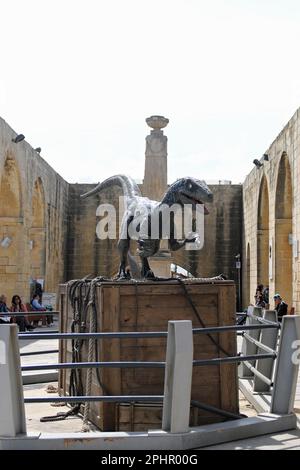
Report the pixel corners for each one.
[274,294,288,322]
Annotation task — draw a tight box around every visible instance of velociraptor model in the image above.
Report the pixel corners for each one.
[81,175,213,279]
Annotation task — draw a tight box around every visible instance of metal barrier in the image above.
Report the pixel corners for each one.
[0,311,60,317]
[239,307,300,415]
[1,312,300,438]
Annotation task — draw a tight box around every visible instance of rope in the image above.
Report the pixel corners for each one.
[40,404,81,422]
[82,279,97,432]
[174,277,231,357]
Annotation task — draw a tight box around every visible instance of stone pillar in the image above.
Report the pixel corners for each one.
[143,115,169,201]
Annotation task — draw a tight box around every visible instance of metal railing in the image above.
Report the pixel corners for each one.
[1,311,300,437]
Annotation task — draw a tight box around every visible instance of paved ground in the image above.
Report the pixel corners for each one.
[19,322,300,449]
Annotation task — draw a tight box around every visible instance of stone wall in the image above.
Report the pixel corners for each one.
[0,117,69,303]
[66,182,243,295]
[0,114,246,310]
[172,184,243,281]
[242,108,300,312]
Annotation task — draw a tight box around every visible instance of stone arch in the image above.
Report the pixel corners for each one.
[0,155,24,301]
[29,178,46,289]
[257,175,269,288]
[275,153,293,308]
[246,243,251,307]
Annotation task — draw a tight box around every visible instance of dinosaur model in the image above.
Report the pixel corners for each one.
[81,175,213,279]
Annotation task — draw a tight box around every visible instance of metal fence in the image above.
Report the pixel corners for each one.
[1,311,300,438]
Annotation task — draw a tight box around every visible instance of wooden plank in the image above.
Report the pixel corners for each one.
[100,286,121,431]
[218,284,239,414]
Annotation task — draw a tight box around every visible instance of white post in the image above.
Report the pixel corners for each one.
[253,310,279,392]
[271,315,300,415]
[162,320,193,434]
[240,306,262,378]
[0,325,26,437]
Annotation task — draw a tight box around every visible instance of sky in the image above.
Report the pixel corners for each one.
[1,0,300,185]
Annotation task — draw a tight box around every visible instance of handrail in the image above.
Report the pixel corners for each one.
[0,311,59,317]
[18,322,279,341]
[21,361,166,371]
[24,395,164,404]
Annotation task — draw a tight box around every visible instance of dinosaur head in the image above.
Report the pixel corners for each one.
[170,177,213,214]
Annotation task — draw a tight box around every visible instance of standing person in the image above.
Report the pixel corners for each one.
[274,294,288,322]
[255,292,266,309]
[263,286,269,309]
[255,284,264,304]
[0,295,11,324]
[11,295,34,332]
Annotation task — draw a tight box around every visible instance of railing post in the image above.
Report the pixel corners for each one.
[239,306,262,378]
[162,320,193,433]
[253,310,279,392]
[271,315,300,415]
[0,325,26,437]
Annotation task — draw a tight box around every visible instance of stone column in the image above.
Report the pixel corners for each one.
[143,115,169,201]
[141,116,171,277]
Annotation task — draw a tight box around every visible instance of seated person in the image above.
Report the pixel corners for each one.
[31,294,51,326]
[10,295,34,331]
[0,294,11,324]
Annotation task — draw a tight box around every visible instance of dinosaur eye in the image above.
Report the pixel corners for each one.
[188,182,193,190]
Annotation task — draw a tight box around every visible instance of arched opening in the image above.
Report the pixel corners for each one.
[246,243,251,307]
[257,176,269,288]
[29,178,46,294]
[0,155,23,301]
[275,153,293,308]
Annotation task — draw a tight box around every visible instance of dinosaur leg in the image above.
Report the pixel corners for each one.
[140,257,155,279]
[117,239,131,280]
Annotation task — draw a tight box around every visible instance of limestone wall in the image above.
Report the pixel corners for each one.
[242,108,300,312]
[67,182,243,295]
[0,117,69,303]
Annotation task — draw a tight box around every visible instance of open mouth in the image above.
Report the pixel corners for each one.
[182,193,210,214]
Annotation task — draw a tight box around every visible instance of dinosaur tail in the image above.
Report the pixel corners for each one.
[81,175,141,200]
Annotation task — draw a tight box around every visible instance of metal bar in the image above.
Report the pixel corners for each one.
[18,324,279,342]
[191,400,244,420]
[19,331,59,338]
[20,349,58,357]
[0,312,59,317]
[193,353,276,367]
[18,331,168,340]
[243,361,273,386]
[24,395,164,404]
[193,324,279,334]
[243,333,277,355]
[21,361,166,371]
[251,315,280,327]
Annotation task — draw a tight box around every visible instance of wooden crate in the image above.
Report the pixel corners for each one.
[59,279,239,431]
